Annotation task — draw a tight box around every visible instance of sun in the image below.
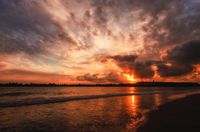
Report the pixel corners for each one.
[123,73,137,83]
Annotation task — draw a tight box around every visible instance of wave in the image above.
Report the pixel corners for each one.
[0,90,199,108]
[0,92,38,97]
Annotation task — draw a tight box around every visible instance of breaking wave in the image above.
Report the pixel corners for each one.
[0,90,199,108]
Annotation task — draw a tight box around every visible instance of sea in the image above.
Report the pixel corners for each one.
[0,86,200,132]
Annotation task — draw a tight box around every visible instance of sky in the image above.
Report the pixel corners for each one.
[0,0,200,84]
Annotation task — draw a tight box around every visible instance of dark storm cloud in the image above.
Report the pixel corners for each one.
[76,72,121,83]
[108,55,155,78]
[139,0,200,47]
[0,0,76,56]
[110,55,138,72]
[157,63,193,77]
[0,0,51,55]
[108,40,200,78]
[157,40,200,77]
[134,61,154,78]
[77,73,100,82]
[166,40,200,64]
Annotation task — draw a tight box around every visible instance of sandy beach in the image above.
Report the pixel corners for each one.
[0,86,200,132]
[137,94,200,132]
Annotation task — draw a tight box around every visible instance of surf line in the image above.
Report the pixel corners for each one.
[0,91,198,108]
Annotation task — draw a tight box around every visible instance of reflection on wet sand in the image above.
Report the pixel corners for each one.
[0,95,160,132]
[125,94,163,130]
[0,87,199,132]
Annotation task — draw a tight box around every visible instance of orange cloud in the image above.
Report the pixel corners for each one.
[0,69,74,84]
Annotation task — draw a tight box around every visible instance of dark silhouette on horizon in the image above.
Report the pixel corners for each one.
[0,82,199,87]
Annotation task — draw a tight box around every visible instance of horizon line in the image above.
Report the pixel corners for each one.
[0,82,199,87]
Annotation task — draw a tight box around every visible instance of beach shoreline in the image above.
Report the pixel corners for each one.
[137,94,200,132]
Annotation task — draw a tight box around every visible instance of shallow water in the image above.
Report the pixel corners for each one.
[0,86,200,132]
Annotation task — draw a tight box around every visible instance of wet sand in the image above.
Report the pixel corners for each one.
[137,94,200,132]
[1,87,200,132]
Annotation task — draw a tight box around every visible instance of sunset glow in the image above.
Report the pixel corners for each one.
[0,1,200,132]
[0,0,199,83]
[123,73,137,83]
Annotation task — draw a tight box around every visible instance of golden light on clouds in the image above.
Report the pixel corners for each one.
[0,0,199,83]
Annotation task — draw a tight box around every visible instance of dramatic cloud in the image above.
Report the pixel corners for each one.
[89,0,200,47]
[77,72,123,83]
[135,0,200,47]
[157,63,193,77]
[157,40,200,77]
[108,55,155,79]
[107,40,200,80]
[0,0,82,56]
[166,40,200,64]
[0,0,56,55]
[134,61,154,78]
[0,0,199,83]
[110,55,137,70]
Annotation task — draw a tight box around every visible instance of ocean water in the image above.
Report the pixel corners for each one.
[0,86,200,132]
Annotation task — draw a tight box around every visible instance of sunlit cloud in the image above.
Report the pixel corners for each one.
[0,0,199,83]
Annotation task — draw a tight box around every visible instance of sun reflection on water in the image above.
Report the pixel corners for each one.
[132,95,135,105]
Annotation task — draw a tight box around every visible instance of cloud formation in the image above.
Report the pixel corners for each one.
[0,0,199,83]
[77,72,123,83]
[0,0,57,55]
[157,40,200,77]
[106,40,200,80]
[107,55,154,79]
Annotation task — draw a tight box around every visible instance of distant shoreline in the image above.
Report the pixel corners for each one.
[0,82,199,87]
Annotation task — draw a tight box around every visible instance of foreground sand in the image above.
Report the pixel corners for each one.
[137,94,200,132]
